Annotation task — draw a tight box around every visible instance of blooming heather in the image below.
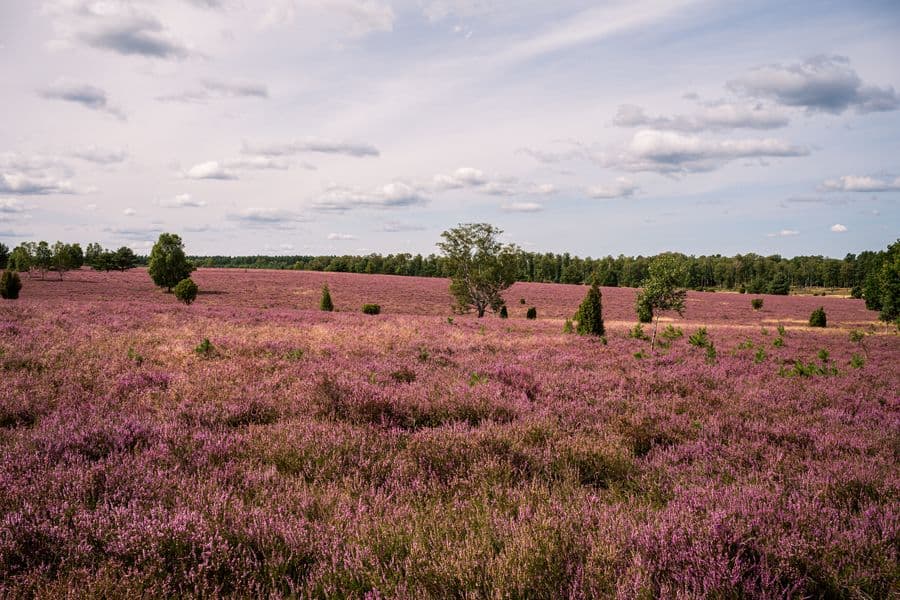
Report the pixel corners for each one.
[0,268,897,597]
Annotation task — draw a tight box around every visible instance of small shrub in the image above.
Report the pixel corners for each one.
[660,324,683,341]
[777,324,787,337]
[809,307,827,328]
[850,285,863,299]
[390,367,416,383]
[850,354,865,369]
[628,323,649,340]
[172,278,198,305]
[633,350,646,359]
[688,327,710,348]
[417,347,430,362]
[575,283,605,336]
[468,372,488,386]
[563,319,574,334]
[817,349,830,363]
[499,305,508,319]
[738,285,746,294]
[283,348,304,360]
[362,303,381,315]
[127,347,144,365]
[773,336,784,348]
[526,307,537,319]
[705,342,717,364]
[519,298,526,305]
[446,317,454,325]
[0,270,22,300]
[194,338,216,358]
[754,348,767,363]
[320,284,334,311]
[751,298,764,310]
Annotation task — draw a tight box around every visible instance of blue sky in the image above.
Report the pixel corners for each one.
[1,0,898,257]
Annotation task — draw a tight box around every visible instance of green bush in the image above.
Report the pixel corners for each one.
[499,305,508,319]
[575,283,604,336]
[172,278,198,305]
[320,284,334,311]
[194,338,215,358]
[0,270,22,300]
[636,295,653,323]
[526,307,537,319]
[751,298,764,310]
[628,323,649,340]
[563,319,574,333]
[688,327,710,348]
[362,304,381,315]
[809,307,827,328]
[660,324,683,341]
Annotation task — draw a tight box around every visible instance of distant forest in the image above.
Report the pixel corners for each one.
[189,248,890,296]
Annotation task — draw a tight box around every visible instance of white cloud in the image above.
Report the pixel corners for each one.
[613,101,789,131]
[821,175,900,192]
[767,229,800,237]
[226,207,307,228]
[158,79,269,103]
[327,232,358,240]
[71,146,127,164]
[123,208,136,216]
[830,223,848,232]
[500,201,542,212]
[0,198,27,213]
[243,138,379,158]
[0,173,75,195]
[312,181,428,212]
[185,161,238,180]
[433,167,488,189]
[258,0,394,36]
[160,193,206,208]
[728,55,899,114]
[608,129,809,173]
[381,220,426,232]
[587,177,639,199]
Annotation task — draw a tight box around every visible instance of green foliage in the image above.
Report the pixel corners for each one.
[688,327,710,348]
[779,359,838,378]
[751,298,764,310]
[438,223,520,317]
[767,271,791,295]
[194,338,215,358]
[390,368,416,383]
[636,295,653,323]
[777,324,787,337]
[519,298,526,305]
[817,349,830,362]
[660,324,683,341]
[86,244,138,272]
[320,284,334,311]
[575,283,605,336]
[863,270,882,311]
[362,304,381,315]
[878,240,899,322]
[850,285,863,299]
[148,233,194,291]
[525,307,537,320]
[127,347,143,365]
[754,348,768,363]
[173,278,199,305]
[705,342,718,364]
[283,349,304,360]
[562,319,574,334]
[809,307,827,328]
[850,354,865,369]
[499,305,508,319]
[773,336,784,348]
[628,324,649,340]
[633,350,647,359]
[0,270,22,300]
[467,372,488,386]
[0,243,7,270]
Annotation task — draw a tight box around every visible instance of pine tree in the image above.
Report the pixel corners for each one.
[320,284,334,311]
[575,283,605,336]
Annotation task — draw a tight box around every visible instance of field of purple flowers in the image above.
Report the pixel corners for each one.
[1,269,897,598]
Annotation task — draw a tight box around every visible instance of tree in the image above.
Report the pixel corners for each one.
[9,244,32,273]
[1,270,22,299]
[878,239,899,323]
[320,284,334,311]
[575,283,605,336]
[113,247,138,271]
[809,307,827,328]
[0,243,8,269]
[636,254,688,351]
[173,278,199,305]
[148,233,194,291]
[437,223,520,317]
[51,242,83,279]
[768,271,790,295]
[85,243,103,268]
[33,241,52,279]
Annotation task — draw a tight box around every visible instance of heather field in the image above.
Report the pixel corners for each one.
[1,268,898,598]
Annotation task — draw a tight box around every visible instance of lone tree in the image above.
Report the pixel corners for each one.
[148,233,194,291]
[636,253,688,350]
[1,270,22,299]
[575,283,605,336]
[320,284,334,311]
[438,223,520,318]
[878,239,899,324]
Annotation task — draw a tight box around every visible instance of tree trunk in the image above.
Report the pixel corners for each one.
[651,315,660,352]
[476,303,486,318]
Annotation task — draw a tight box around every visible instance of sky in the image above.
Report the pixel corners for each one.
[1,0,899,258]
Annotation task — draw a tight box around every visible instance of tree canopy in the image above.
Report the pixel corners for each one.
[148,233,194,291]
[438,223,520,317]
[636,254,688,350]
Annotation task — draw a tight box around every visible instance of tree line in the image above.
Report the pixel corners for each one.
[0,242,140,278]
[189,247,891,295]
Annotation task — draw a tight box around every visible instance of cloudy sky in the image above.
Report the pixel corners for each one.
[1,0,898,257]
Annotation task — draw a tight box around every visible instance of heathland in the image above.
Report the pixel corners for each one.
[1,268,897,598]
